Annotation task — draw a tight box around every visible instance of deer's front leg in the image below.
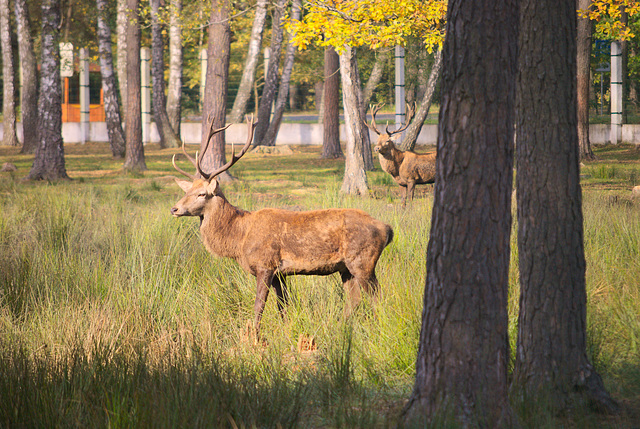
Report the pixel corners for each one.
[406,181,416,204]
[252,269,273,341]
[271,273,289,320]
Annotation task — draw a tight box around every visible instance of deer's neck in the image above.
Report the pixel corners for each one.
[200,196,248,259]
[379,147,404,177]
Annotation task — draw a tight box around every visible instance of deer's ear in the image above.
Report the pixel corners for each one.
[205,179,219,196]
[174,178,192,192]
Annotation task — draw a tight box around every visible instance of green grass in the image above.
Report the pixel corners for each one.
[0,142,639,427]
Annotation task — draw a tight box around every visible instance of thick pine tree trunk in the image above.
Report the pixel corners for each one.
[577,0,595,161]
[27,0,69,181]
[14,0,38,153]
[228,0,268,124]
[354,59,373,171]
[401,0,518,426]
[166,0,183,135]
[262,0,301,147]
[199,0,231,180]
[151,0,180,149]
[123,0,146,172]
[399,49,442,151]
[97,0,126,158]
[339,46,369,196]
[513,0,617,414]
[253,0,286,146]
[322,47,342,159]
[0,0,17,147]
[117,0,128,109]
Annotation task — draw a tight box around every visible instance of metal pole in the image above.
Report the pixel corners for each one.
[141,47,151,144]
[79,48,90,144]
[395,45,405,135]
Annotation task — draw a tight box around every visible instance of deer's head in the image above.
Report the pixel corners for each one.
[170,115,257,217]
[366,103,415,155]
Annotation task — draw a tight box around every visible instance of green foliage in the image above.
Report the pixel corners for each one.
[0,143,639,426]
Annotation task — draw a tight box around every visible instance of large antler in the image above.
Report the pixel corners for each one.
[172,114,233,180]
[196,114,233,180]
[384,102,416,136]
[365,103,385,135]
[198,114,257,180]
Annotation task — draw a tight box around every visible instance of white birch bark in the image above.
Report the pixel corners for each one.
[0,0,17,147]
[117,0,128,108]
[166,0,182,135]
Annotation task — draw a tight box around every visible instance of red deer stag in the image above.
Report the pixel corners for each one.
[171,116,394,339]
[367,104,436,206]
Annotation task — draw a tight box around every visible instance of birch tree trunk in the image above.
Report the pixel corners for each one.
[0,0,17,147]
[123,0,146,171]
[117,0,128,108]
[322,46,342,159]
[355,55,374,171]
[253,0,286,146]
[228,0,268,124]
[150,0,180,148]
[399,49,442,151]
[166,0,182,135]
[577,0,595,160]
[262,0,301,147]
[339,46,368,196]
[97,0,126,158]
[199,0,231,181]
[27,0,69,181]
[512,0,617,414]
[401,0,518,425]
[14,0,38,153]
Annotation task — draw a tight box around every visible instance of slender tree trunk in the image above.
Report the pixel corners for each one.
[97,0,126,158]
[123,0,146,171]
[356,51,383,171]
[262,0,301,147]
[14,0,38,153]
[399,49,442,151]
[339,46,368,196]
[361,49,390,109]
[401,0,518,426]
[199,0,231,181]
[577,0,595,161]
[0,0,17,147]
[117,0,128,108]
[228,0,268,124]
[27,0,69,180]
[512,0,617,414]
[253,0,286,146]
[150,0,180,148]
[322,46,342,159]
[166,0,182,135]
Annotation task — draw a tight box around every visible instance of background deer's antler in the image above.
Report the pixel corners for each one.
[384,103,416,136]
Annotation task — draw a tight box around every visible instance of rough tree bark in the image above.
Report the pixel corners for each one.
[401,0,518,426]
[356,51,387,171]
[228,0,268,124]
[117,0,128,108]
[15,0,38,153]
[123,0,146,172]
[322,46,342,159]
[150,0,181,148]
[512,0,617,414]
[339,46,369,196]
[253,0,286,146]
[166,0,183,135]
[262,0,301,147]
[399,49,442,151]
[577,0,595,161]
[0,0,17,147]
[27,0,69,180]
[97,0,126,158]
[199,0,231,181]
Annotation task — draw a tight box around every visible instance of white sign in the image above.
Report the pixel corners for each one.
[60,43,73,77]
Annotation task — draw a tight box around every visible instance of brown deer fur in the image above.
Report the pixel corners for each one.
[374,139,436,206]
[171,117,393,338]
[367,103,436,205]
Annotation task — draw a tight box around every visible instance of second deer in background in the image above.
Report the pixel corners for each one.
[367,104,437,206]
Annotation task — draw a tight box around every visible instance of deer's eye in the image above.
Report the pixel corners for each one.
[197,192,207,198]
